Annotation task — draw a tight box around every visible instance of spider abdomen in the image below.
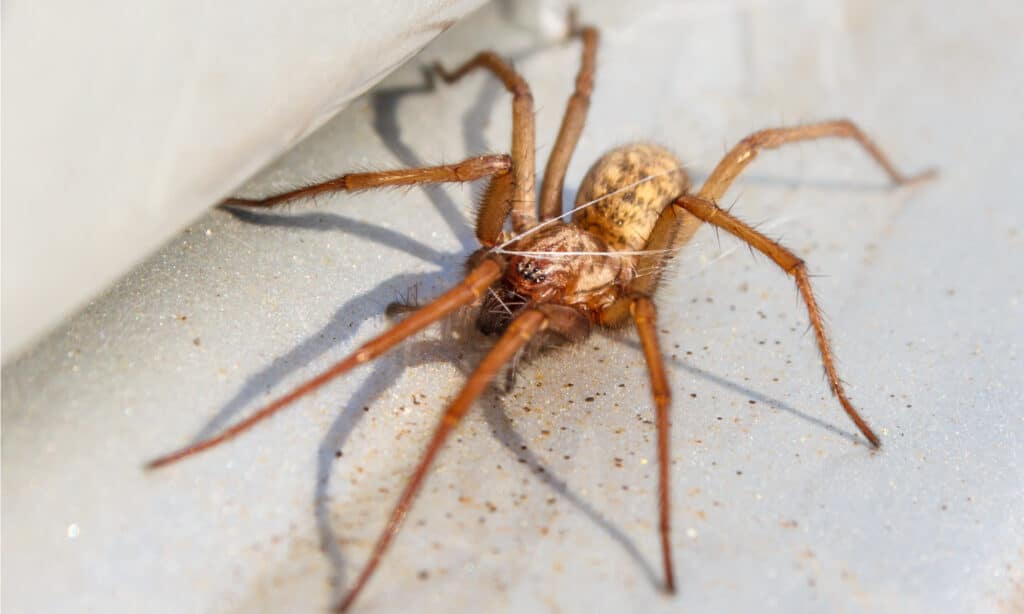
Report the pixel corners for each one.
[572,143,689,252]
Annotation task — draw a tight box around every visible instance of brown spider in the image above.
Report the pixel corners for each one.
[147,18,934,613]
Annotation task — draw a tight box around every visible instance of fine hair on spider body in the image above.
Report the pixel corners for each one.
[147,14,935,613]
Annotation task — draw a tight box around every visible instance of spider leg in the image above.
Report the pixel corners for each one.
[538,22,599,221]
[144,259,504,469]
[629,296,677,594]
[434,53,537,232]
[674,193,880,447]
[223,154,510,208]
[625,119,936,298]
[699,119,937,204]
[228,153,514,250]
[335,309,548,613]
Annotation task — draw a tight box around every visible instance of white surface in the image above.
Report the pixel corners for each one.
[3,1,1023,613]
[1,0,487,361]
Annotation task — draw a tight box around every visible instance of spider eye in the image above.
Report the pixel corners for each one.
[516,259,547,284]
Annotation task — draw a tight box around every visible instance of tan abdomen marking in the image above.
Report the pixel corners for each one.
[572,144,690,252]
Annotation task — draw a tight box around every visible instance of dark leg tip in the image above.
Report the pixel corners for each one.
[663,572,677,595]
[143,457,168,471]
[334,595,354,613]
[863,427,881,449]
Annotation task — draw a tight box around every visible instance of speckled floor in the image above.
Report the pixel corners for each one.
[3,1,1022,613]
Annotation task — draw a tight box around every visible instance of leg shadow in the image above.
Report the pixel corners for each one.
[481,389,663,588]
[609,333,861,444]
[225,207,450,267]
[184,265,461,445]
[313,338,465,602]
[370,71,477,251]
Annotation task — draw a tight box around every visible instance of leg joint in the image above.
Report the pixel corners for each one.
[512,84,533,100]
[786,258,806,275]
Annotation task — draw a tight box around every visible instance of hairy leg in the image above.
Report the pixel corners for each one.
[538,20,599,221]
[626,118,935,298]
[222,155,514,247]
[335,309,548,612]
[434,52,538,232]
[630,296,677,594]
[224,155,511,208]
[145,259,504,469]
[675,194,880,447]
[699,119,936,203]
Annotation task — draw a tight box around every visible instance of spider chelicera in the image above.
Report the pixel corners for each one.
[147,17,934,613]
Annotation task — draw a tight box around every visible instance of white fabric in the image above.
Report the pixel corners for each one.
[2,0,487,360]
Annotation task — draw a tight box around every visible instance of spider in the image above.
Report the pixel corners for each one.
[147,16,934,613]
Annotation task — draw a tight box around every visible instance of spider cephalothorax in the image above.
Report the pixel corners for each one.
[505,223,621,307]
[476,220,620,339]
[150,15,933,613]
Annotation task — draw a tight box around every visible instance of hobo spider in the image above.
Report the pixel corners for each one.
[147,16,934,613]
